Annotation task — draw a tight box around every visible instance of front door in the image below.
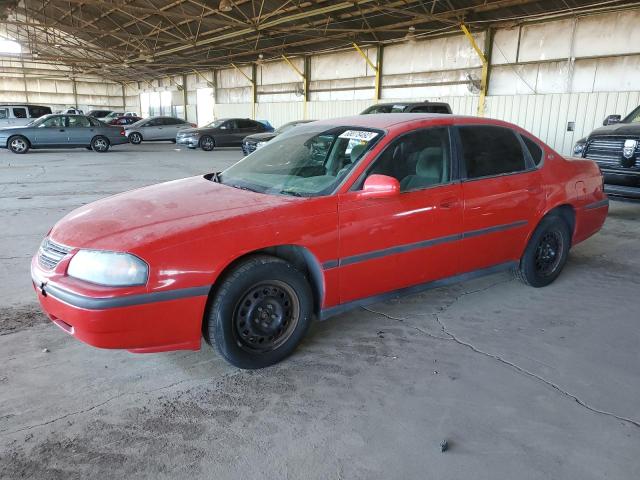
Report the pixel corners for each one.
[456,125,546,272]
[337,126,463,304]
[34,115,67,146]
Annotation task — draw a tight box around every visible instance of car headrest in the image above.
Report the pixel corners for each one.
[350,143,367,163]
[416,147,443,178]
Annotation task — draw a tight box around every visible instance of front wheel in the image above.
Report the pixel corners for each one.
[91,136,110,152]
[199,135,215,151]
[8,136,29,154]
[515,214,571,287]
[206,255,313,369]
[129,132,142,144]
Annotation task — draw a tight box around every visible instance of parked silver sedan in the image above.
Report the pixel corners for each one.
[0,114,129,154]
[124,116,194,144]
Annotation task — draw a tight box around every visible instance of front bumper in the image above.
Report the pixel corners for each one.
[601,168,640,200]
[31,257,207,353]
[176,136,200,148]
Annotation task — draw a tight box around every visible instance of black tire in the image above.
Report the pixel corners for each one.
[199,135,215,151]
[8,135,29,154]
[170,139,177,143]
[129,132,142,144]
[91,136,110,153]
[85,147,92,150]
[515,214,571,288]
[206,255,313,369]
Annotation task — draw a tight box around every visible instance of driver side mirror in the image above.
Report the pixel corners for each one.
[603,114,621,126]
[357,174,400,199]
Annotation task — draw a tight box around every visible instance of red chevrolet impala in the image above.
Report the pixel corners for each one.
[31,114,608,368]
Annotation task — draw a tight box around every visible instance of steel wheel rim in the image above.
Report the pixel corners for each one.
[232,280,300,353]
[535,230,563,277]
[94,138,107,151]
[11,138,26,152]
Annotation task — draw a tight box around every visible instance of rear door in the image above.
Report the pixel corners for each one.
[0,107,9,127]
[337,126,463,304]
[142,118,162,140]
[66,115,94,145]
[235,119,261,145]
[456,124,546,273]
[11,107,29,126]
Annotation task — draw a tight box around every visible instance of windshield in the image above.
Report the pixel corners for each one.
[218,125,383,197]
[205,119,226,128]
[622,105,640,124]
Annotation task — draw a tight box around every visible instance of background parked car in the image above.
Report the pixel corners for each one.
[124,116,195,144]
[242,119,316,155]
[573,104,640,200]
[176,118,272,151]
[361,101,452,114]
[0,104,52,127]
[102,112,124,122]
[0,114,128,154]
[60,108,84,115]
[108,115,142,126]
[86,110,113,119]
[124,112,139,117]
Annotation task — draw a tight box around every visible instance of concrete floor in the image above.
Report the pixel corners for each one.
[1,143,639,479]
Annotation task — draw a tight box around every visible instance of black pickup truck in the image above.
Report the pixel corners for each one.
[574,105,640,200]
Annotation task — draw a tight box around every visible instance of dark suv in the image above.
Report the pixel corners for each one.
[574,105,640,200]
[361,101,452,115]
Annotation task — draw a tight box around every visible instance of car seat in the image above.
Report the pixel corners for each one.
[400,147,444,191]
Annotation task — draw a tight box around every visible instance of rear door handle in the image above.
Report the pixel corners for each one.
[440,197,459,209]
[59,129,65,132]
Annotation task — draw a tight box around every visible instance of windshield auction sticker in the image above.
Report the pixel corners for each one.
[339,130,379,141]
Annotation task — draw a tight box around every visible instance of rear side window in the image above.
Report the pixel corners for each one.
[28,106,51,118]
[521,135,543,166]
[13,108,27,118]
[237,119,256,129]
[410,105,451,114]
[88,117,103,127]
[458,126,526,179]
[0,108,7,119]
[68,116,91,127]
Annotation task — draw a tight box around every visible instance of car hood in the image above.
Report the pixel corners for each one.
[49,175,301,252]
[0,126,26,132]
[588,123,640,137]
[244,132,277,142]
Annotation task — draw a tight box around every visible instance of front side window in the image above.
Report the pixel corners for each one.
[218,125,382,197]
[623,105,640,124]
[13,107,27,118]
[458,126,527,179]
[38,116,65,128]
[68,116,91,127]
[360,127,451,192]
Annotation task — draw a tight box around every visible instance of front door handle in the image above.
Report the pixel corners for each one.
[440,197,459,209]
[59,129,65,132]
[528,185,543,194]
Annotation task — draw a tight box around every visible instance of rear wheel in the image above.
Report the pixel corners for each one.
[206,255,313,369]
[91,136,110,153]
[129,132,142,144]
[515,214,571,287]
[199,135,215,151]
[8,136,29,154]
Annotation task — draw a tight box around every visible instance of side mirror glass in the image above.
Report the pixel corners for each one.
[357,174,400,199]
[603,114,621,126]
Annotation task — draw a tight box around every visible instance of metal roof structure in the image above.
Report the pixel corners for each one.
[0,0,637,82]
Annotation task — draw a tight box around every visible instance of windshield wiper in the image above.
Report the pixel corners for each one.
[279,189,304,197]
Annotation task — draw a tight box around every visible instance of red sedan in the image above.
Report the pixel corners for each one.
[31,114,608,368]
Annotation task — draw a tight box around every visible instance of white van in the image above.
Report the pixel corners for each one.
[0,104,52,127]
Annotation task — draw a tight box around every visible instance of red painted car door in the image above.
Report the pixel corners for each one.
[456,125,546,272]
[336,127,463,304]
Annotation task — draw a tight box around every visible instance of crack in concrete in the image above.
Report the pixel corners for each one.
[1,376,220,436]
[363,279,640,430]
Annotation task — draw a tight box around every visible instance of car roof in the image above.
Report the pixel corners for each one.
[311,113,471,129]
[370,101,450,107]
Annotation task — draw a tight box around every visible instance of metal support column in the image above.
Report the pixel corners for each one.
[353,42,379,101]
[231,63,256,119]
[282,54,307,119]
[182,74,188,120]
[460,23,489,117]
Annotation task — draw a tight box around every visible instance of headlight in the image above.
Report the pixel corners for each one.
[573,143,585,155]
[187,132,200,137]
[67,250,148,286]
[256,141,267,149]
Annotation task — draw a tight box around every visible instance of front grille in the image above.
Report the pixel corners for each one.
[242,141,257,156]
[38,238,72,270]
[584,136,640,169]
